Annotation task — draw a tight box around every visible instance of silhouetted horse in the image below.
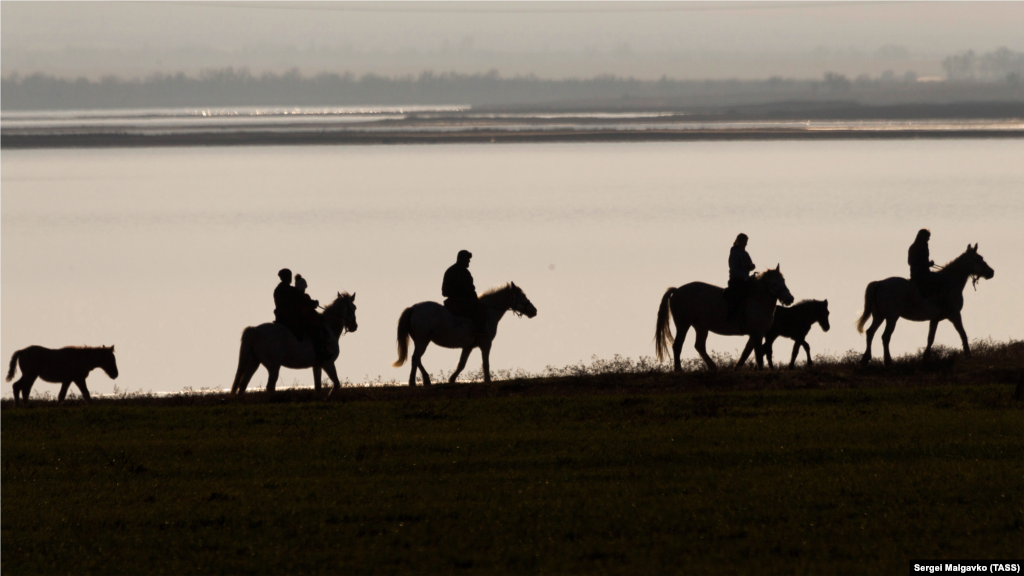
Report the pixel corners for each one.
[6,345,118,406]
[764,300,830,369]
[656,266,795,371]
[857,244,994,366]
[231,292,357,397]
[393,283,537,386]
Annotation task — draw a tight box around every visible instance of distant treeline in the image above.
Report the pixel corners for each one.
[943,48,1024,82]
[3,68,1024,111]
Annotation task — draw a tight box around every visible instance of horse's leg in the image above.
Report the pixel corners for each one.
[861,315,882,365]
[74,379,92,403]
[265,365,281,393]
[235,363,259,395]
[12,375,36,407]
[735,338,756,369]
[672,324,690,372]
[449,348,472,384]
[923,319,939,361]
[949,313,971,358]
[322,363,343,398]
[753,336,766,370]
[57,381,72,404]
[801,341,812,367]
[313,365,323,393]
[694,329,716,371]
[480,342,492,383]
[764,335,777,370]
[411,339,430,387]
[790,340,802,369]
[881,316,899,367]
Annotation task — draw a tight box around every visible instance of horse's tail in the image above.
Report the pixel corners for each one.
[6,349,23,382]
[856,282,879,333]
[655,288,676,362]
[231,327,258,392]
[392,307,413,368]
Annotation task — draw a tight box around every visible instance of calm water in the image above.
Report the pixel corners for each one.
[2,140,1022,396]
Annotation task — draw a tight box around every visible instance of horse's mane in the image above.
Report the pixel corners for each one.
[936,249,973,272]
[322,292,353,315]
[753,268,783,281]
[793,299,825,307]
[480,283,514,297]
[65,345,113,351]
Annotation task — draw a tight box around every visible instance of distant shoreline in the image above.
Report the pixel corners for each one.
[5,127,1024,149]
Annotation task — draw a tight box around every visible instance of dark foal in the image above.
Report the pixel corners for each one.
[764,300,830,369]
[7,345,119,406]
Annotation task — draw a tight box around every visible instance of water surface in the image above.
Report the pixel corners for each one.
[2,140,1022,396]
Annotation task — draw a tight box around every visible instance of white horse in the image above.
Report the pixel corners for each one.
[231,292,357,397]
[393,283,537,386]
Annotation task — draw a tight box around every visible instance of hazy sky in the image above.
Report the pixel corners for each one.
[4,2,1024,80]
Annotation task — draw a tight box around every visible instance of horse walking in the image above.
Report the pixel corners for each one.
[655,266,795,371]
[393,283,537,386]
[231,292,357,397]
[7,345,119,406]
[764,300,830,369]
[857,244,993,366]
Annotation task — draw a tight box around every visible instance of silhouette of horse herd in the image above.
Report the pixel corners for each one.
[5,242,994,406]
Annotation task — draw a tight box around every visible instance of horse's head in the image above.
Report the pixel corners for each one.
[101,345,119,379]
[759,265,794,306]
[817,299,831,332]
[509,282,537,318]
[325,292,358,334]
[964,243,995,281]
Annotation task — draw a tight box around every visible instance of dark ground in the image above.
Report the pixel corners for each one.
[2,343,1022,574]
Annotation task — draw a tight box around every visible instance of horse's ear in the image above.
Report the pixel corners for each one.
[775,264,780,272]
[110,345,115,353]
[824,299,828,305]
[352,292,356,301]
[973,243,978,251]
[511,281,517,289]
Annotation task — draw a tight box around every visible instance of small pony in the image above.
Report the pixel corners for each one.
[763,300,830,369]
[7,345,119,406]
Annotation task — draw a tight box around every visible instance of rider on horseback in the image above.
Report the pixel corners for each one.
[725,233,756,326]
[443,250,486,337]
[273,269,329,361]
[909,229,937,298]
[294,274,331,361]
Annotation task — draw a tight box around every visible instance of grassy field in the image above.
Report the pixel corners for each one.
[2,343,1022,574]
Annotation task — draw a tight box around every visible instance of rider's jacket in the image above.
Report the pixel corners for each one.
[729,246,755,282]
[274,281,305,335]
[908,240,931,279]
[443,263,478,301]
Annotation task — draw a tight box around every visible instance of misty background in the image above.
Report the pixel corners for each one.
[4,1,1024,80]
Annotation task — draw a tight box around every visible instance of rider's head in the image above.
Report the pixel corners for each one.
[278,268,292,284]
[457,250,472,266]
[294,274,308,292]
[916,229,931,242]
[734,233,749,248]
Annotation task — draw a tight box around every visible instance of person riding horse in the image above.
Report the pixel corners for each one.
[725,233,757,326]
[443,250,486,337]
[273,269,329,360]
[909,229,937,298]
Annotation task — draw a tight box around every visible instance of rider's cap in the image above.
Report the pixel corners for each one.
[457,250,472,260]
[917,228,931,239]
[735,233,748,244]
[278,268,292,281]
